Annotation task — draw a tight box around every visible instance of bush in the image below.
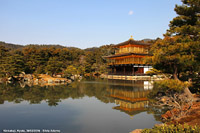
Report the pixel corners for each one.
[148,79,188,99]
[142,124,200,133]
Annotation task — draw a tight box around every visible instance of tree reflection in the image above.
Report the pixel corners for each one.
[0,80,113,106]
[0,79,164,122]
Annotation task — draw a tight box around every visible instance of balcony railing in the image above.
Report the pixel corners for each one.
[115,51,148,54]
[107,72,147,76]
[108,61,145,65]
[115,48,149,54]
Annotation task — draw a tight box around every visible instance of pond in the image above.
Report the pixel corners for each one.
[0,79,163,133]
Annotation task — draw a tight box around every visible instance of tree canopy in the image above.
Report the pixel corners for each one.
[0,43,115,77]
[150,0,200,82]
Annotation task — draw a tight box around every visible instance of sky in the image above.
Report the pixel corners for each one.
[0,0,181,49]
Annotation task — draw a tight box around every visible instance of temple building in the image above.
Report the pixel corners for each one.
[104,36,152,76]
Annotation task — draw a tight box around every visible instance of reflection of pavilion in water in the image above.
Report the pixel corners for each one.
[107,80,153,116]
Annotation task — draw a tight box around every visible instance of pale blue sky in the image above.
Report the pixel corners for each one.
[0,0,181,49]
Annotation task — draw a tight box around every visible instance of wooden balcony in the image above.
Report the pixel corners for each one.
[108,61,145,66]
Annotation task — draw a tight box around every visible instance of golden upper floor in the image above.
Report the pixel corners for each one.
[103,36,152,65]
[113,36,151,54]
[115,46,149,54]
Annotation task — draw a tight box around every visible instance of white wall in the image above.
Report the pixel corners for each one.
[144,68,150,74]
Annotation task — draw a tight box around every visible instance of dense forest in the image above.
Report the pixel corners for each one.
[0,41,116,77]
[0,38,153,78]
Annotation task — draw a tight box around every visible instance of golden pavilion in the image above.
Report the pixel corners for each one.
[104,36,152,76]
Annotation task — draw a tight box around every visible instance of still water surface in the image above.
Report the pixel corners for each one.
[0,79,163,133]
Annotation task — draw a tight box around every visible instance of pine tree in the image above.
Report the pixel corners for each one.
[166,0,200,40]
[151,0,200,80]
[149,0,200,100]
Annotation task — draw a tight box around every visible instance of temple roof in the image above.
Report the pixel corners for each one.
[103,52,149,58]
[113,106,147,116]
[114,36,151,47]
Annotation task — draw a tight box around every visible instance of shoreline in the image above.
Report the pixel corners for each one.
[131,99,200,133]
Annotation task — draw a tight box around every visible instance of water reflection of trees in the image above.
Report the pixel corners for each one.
[0,80,152,108]
[0,80,114,106]
[0,83,73,106]
[146,106,168,122]
[0,79,165,122]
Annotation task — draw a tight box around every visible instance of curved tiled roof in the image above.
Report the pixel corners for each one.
[114,39,151,47]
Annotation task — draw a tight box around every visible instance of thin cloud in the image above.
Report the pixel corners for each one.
[128,10,133,15]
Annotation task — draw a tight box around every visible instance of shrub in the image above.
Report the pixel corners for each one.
[64,65,78,77]
[142,124,200,133]
[148,79,188,99]
[145,68,162,76]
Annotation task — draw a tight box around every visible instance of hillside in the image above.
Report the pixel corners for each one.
[0,41,24,50]
[0,41,71,50]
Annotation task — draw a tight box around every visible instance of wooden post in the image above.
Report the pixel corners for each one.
[132,66,135,76]
[112,67,114,74]
[124,66,126,75]
[114,67,116,75]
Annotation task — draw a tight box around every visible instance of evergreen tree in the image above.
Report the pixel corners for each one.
[149,0,200,101]
[0,46,9,77]
[166,0,200,39]
[151,0,200,81]
[5,54,25,76]
[45,57,63,75]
